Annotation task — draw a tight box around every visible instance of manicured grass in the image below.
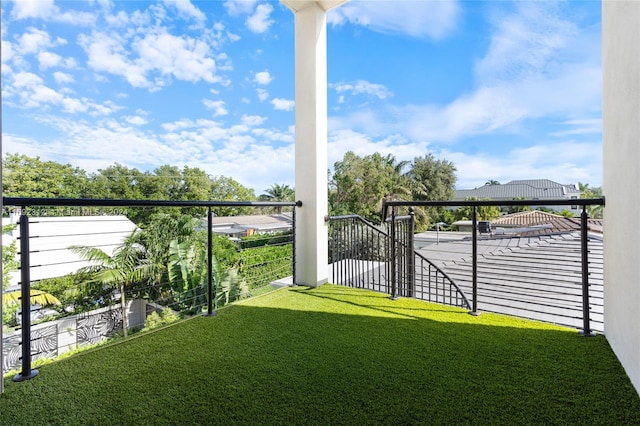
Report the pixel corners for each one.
[2,284,639,425]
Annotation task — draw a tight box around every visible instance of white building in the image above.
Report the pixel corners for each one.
[3,215,137,288]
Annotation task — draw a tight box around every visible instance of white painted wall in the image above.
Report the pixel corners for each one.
[603,0,640,395]
[3,215,137,286]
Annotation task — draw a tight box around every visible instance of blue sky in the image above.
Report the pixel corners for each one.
[1,0,602,194]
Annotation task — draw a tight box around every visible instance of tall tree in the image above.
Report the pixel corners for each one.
[579,182,603,219]
[330,152,409,221]
[408,154,457,201]
[87,163,143,200]
[407,154,457,229]
[210,176,256,217]
[260,184,295,214]
[3,153,88,199]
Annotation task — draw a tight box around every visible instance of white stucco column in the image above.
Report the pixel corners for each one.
[282,0,348,287]
[603,1,640,396]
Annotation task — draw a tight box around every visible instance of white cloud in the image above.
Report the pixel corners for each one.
[11,0,57,20]
[10,0,95,25]
[246,3,274,34]
[271,98,294,111]
[202,99,229,116]
[53,71,74,84]
[5,71,119,115]
[223,0,258,16]
[38,51,62,69]
[332,80,393,99]
[256,88,269,102]
[443,141,603,189]
[329,1,461,40]
[124,115,149,126]
[476,2,578,84]
[133,29,219,84]
[254,70,272,85]
[79,28,221,91]
[17,28,54,54]
[330,2,601,146]
[163,0,206,23]
[241,114,266,126]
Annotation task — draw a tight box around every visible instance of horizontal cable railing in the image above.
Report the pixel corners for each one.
[382,197,605,334]
[2,197,300,381]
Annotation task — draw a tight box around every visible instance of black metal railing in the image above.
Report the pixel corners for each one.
[2,197,301,381]
[327,211,471,309]
[381,197,605,334]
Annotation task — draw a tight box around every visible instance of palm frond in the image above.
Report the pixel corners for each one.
[3,289,62,307]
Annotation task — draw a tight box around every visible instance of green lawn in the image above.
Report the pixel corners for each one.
[2,284,639,425]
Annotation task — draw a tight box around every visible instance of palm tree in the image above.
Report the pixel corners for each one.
[2,290,61,307]
[485,180,500,186]
[261,184,295,214]
[70,230,151,337]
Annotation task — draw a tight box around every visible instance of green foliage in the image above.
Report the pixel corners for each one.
[507,197,533,214]
[330,152,410,222]
[3,225,20,328]
[144,308,179,331]
[70,230,152,337]
[407,154,457,230]
[2,154,259,225]
[210,253,249,307]
[579,182,603,219]
[329,151,457,229]
[409,154,457,202]
[168,240,207,313]
[210,175,256,217]
[260,183,295,214]
[238,232,292,249]
[454,198,502,221]
[3,153,88,199]
[2,226,18,291]
[34,273,114,315]
[236,244,292,289]
[557,209,577,218]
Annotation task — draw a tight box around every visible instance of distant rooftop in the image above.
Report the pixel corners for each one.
[209,213,293,236]
[455,179,581,201]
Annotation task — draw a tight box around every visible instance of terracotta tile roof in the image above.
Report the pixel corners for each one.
[490,211,580,234]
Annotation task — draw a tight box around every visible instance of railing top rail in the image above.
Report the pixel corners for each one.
[2,197,303,209]
[327,214,388,236]
[383,197,604,208]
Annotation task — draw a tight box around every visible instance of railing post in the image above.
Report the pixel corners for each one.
[579,206,594,336]
[292,202,301,286]
[204,207,216,317]
[13,208,39,382]
[390,208,398,299]
[407,208,415,297]
[469,205,480,316]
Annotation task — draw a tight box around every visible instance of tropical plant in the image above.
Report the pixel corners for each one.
[330,152,411,222]
[2,290,62,307]
[167,240,207,313]
[507,197,532,214]
[454,198,502,221]
[260,183,295,213]
[69,230,152,337]
[34,272,114,315]
[2,290,62,328]
[579,182,603,219]
[213,257,249,308]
